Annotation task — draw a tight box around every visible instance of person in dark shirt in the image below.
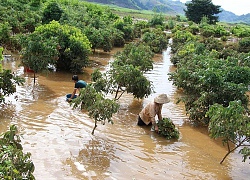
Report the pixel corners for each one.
[67,75,87,101]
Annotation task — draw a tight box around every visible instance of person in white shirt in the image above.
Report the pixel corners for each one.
[138,94,170,132]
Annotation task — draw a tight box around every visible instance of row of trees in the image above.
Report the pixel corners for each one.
[9,0,171,103]
[1,0,171,77]
[169,15,250,163]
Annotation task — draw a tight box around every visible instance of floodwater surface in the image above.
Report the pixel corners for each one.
[0,44,249,180]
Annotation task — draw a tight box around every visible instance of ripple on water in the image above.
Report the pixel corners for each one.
[2,46,249,180]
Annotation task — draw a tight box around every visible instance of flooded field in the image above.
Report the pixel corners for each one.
[0,45,249,180]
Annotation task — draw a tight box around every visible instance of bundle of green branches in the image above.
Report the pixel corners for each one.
[157,117,179,140]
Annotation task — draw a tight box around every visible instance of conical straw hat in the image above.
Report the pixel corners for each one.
[154,94,170,104]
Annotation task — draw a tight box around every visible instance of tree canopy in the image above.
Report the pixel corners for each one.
[91,42,155,100]
[169,19,250,163]
[42,1,64,24]
[0,47,24,103]
[207,101,250,164]
[0,125,35,179]
[20,21,92,74]
[184,0,221,24]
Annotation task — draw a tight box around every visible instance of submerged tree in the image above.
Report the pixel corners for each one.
[70,41,157,134]
[206,101,250,164]
[20,34,58,83]
[184,0,221,24]
[71,85,119,135]
[20,20,92,79]
[142,28,169,53]
[0,47,24,103]
[91,42,155,100]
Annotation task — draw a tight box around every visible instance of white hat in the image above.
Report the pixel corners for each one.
[154,94,170,104]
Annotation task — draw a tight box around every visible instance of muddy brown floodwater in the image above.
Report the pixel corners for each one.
[0,43,249,180]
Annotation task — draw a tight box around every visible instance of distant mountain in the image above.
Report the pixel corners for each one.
[84,0,185,15]
[219,11,250,24]
[84,0,147,10]
[83,0,250,24]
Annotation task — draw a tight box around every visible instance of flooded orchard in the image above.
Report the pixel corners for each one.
[0,45,249,180]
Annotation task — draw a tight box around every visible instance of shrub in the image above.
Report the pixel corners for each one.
[0,125,35,179]
[157,118,179,140]
[238,37,250,53]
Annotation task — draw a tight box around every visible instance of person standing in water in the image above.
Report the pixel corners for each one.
[67,75,87,102]
[138,94,170,132]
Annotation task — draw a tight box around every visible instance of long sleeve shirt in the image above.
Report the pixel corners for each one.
[139,102,163,125]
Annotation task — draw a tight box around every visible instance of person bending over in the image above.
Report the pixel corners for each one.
[67,75,87,101]
[138,94,170,132]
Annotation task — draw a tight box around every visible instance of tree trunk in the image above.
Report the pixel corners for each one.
[91,121,97,135]
[220,139,247,164]
[33,72,36,84]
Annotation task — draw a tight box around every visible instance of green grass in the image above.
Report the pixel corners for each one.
[85,1,177,20]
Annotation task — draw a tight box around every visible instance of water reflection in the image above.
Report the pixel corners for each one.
[65,137,115,179]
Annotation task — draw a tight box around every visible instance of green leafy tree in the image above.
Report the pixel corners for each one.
[207,101,250,164]
[187,24,200,35]
[110,28,125,47]
[110,42,154,99]
[42,2,63,24]
[20,21,91,74]
[20,34,58,83]
[200,24,215,37]
[148,13,165,27]
[202,37,224,51]
[0,125,35,179]
[0,22,12,45]
[169,42,250,125]
[91,42,154,100]
[0,47,24,103]
[171,30,197,64]
[231,25,250,38]
[0,69,25,103]
[184,0,221,24]
[133,20,149,38]
[71,85,119,135]
[166,14,250,135]
[83,27,103,52]
[113,17,134,41]
[213,25,230,37]
[167,19,175,30]
[0,0,42,36]
[100,29,113,52]
[142,28,169,53]
[113,42,154,72]
[238,37,250,53]
[110,64,153,100]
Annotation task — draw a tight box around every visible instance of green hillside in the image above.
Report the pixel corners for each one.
[82,0,250,24]
[82,0,185,15]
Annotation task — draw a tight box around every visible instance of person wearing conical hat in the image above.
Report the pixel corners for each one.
[138,94,170,132]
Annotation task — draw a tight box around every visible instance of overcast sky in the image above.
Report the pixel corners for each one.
[179,0,250,15]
